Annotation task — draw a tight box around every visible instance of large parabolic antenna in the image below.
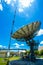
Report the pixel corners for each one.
[12,21,41,41]
[12,21,41,61]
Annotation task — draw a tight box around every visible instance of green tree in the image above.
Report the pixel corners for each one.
[39,50,43,55]
[34,50,39,56]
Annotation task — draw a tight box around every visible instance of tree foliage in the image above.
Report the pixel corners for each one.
[39,50,43,55]
[34,50,39,56]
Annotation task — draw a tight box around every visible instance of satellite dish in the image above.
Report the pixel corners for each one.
[12,21,41,41]
[12,21,41,61]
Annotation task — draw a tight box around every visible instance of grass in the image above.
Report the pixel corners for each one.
[0,56,20,65]
[0,55,43,65]
[0,58,8,65]
[9,56,20,61]
[37,55,43,58]
[40,55,43,58]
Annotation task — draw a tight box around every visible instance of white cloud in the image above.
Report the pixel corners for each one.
[4,0,11,4]
[13,43,20,48]
[4,0,16,5]
[13,43,24,48]
[40,41,43,44]
[0,4,3,11]
[15,45,20,48]
[21,44,24,46]
[18,0,34,12]
[3,0,34,13]
[38,41,43,47]
[18,8,24,12]
[19,0,34,8]
[0,45,6,49]
[13,43,19,46]
[0,45,3,48]
[4,0,34,12]
[37,29,43,36]
[11,3,14,7]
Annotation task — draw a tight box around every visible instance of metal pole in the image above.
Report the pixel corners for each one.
[7,0,18,57]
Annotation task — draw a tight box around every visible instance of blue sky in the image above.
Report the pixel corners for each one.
[0,0,43,50]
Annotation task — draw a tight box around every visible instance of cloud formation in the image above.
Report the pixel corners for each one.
[13,43,24,48]
[0,45,6,49]
[18,0,34,12]
[0,45,3,48]
[0,0,34,12]
[13,43,20,48]
[19,0,34,8]
[38,41,43,47]
[0,0,16,11]
[4,0,11,4]
[0,4,3,11]
[21,44,24,46]
[37,29,43,36]
[40,41,43,44]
